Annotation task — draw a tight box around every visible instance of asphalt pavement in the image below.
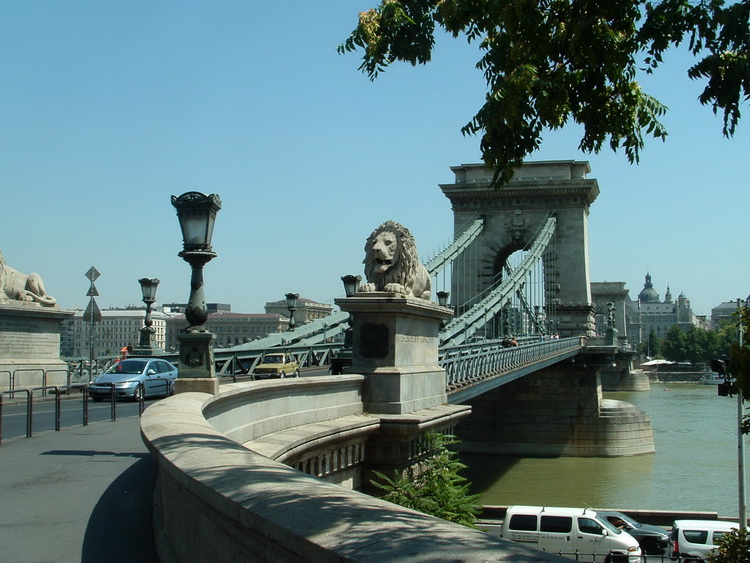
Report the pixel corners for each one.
[0,410,158,563]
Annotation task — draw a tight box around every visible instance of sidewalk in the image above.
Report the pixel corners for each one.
[0,412,158,563]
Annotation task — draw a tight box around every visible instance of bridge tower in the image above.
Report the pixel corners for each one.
[440,161,599,338]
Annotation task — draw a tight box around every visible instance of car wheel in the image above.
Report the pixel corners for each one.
[133,384,144,402]
[294,369,300,378]
[279,371,286,378]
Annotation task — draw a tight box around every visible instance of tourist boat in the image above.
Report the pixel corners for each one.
[700,373,725,385]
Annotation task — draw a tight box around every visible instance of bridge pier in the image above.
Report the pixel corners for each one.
[454,358,654,457]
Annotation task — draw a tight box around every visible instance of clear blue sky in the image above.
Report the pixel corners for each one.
[1,2,747,317]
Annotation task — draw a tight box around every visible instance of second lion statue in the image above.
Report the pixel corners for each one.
[360,220,431,300]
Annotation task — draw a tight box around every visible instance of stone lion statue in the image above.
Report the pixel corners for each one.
[0,249,57,307]
[360,220,431,300]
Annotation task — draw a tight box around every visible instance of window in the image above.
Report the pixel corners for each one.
[578,517,604,535]
[541,516,572,533]
[509,514,537,531]
[683,530,708,544]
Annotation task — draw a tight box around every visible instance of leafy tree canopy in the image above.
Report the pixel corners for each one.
[339,0,750,185]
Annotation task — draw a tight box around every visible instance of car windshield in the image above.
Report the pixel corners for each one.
[598,517,623,535]
[607,513,639,529]
[264,356,284,364]
[106,360,148,375]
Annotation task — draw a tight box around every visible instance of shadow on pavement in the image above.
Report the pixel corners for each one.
[81,455,159,562]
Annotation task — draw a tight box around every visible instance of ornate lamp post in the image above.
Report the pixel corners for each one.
[330,275,360,374]
[171,191,221,393]
[132,277,161,356]
[285,292,299,331]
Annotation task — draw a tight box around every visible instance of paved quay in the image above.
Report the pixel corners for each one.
[0,412,158,563]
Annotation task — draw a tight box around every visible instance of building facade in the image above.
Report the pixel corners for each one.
[60,308,168,359]
[626,273,699,346]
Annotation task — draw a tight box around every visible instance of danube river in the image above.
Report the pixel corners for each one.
[462,383,744,519]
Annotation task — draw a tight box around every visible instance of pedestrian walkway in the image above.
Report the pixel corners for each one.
[0,413,158,563]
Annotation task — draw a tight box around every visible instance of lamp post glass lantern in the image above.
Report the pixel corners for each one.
[436,291,450,308]
[171,192,222,330]
[341,275,361,298]
[285,292,299,331]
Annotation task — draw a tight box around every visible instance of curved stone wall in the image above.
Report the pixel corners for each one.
[140,377,565,562]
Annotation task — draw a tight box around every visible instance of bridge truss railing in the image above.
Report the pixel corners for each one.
[440,336,583,401]
[424,217,485,277]
[439,216,557,346]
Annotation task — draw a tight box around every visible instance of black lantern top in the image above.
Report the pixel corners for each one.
[138,278,160,302]
[285,292,299,310]
[171,192,222,252]
[341,275,361,298]
[436,290,450,308]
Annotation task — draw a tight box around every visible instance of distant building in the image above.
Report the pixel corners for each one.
[264,297,333,327]
[60,308,168,359]
[161,298,334,351]
[711,298,749,329]
[626,273,699,346]
[162,302,231,315]
[163,312,289,351]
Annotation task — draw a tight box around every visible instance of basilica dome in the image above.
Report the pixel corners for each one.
[638,273,660,303]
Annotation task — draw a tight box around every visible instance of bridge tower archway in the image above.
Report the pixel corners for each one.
[440,161,600,338]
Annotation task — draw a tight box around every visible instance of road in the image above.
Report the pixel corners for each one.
[0,366,332,442]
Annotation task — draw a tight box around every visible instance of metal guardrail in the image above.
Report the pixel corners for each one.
[441,337,583,400]
[0,377,175,445]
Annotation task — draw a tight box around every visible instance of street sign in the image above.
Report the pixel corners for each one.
[86,284,99,297]
[83,299,102,323]
[85,266,100,283]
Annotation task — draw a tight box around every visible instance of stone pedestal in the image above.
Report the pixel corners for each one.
[556,303,596,338]
[336,293,454,415]
[175,329,218,395]
[0,303,74,391]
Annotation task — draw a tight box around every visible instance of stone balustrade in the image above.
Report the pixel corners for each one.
[140,375,565,562]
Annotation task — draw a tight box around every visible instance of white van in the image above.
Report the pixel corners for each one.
[500,505,642,562]
[670,519,740,561]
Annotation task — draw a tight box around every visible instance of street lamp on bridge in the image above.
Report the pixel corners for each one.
[285,292,299,331]
[132,277,161,356]
[171,191,221,392]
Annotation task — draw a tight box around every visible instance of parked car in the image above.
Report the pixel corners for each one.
[596,510,670,555]
[500,505,642,562]
[669,519,740,562]
[253,352,300,379]
[88,358,177,402]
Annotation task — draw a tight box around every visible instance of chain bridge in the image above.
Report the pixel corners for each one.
[214,161,652,457]
[141,161,656,563]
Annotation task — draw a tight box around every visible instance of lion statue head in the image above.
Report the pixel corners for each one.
[360,220,431,300]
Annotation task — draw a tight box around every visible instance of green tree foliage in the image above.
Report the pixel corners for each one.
[637,328,661,357]
[371,431,481,527]
[710,525,750,562]
[662,325,688,362]
[339,0,750,185]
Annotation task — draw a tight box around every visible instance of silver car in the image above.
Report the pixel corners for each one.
[88,358,177,402]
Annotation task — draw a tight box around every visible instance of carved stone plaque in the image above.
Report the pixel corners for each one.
[360,323,389,358]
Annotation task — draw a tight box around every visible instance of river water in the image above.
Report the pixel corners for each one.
[462,383,746,519]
